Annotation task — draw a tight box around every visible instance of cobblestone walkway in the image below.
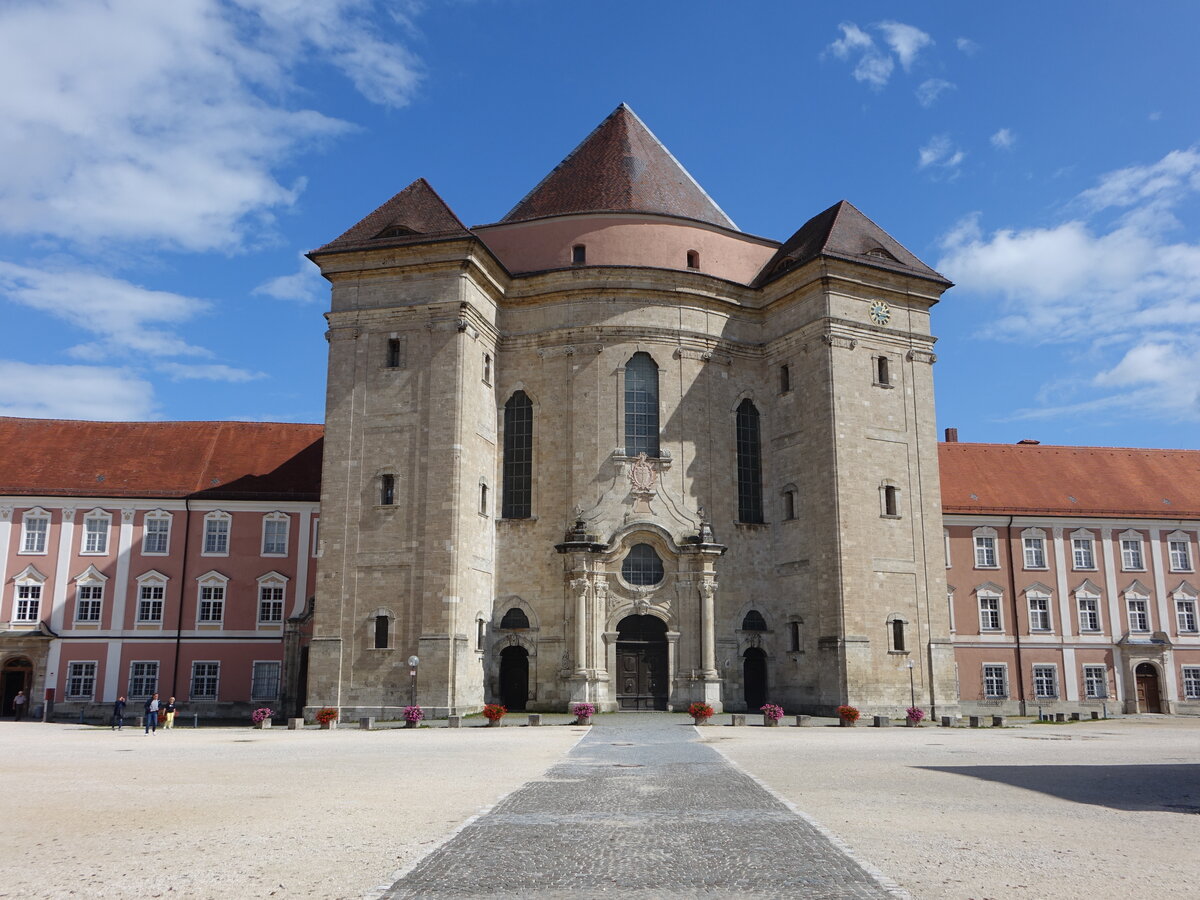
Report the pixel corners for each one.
[379,713,903,899]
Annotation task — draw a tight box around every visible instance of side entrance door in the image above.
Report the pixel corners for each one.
[1135,663,1161,713]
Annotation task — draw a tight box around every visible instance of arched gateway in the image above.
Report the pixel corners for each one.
[615,615,668,710]
[499,646,529,711]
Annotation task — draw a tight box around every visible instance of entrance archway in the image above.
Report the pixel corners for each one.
[2,657,33,718]
[615,615,667,710]
[1135,663,1161,713]
[499,646,529,711]
[743,648,767,710]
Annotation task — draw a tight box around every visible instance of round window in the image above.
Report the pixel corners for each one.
[622,543,664,586]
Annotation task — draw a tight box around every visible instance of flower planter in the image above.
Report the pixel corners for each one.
[839,717,856,727]
[575,716,592,726]
[692,716,712,726]
[254,720,271,729]
[319,722,332,730]
[486,718,502,727]
[906,718,920,727]
[763,716,779,727]
[404,720,418,729]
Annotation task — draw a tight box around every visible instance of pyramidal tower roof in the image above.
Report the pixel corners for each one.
[314,178,470,254]
[498,104,737,230]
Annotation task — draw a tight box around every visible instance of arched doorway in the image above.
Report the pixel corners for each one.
[499,646,529,711]
[743,648,767,710]
[1135,663,1161,713]
[2,657,33,718]
[616,615,667,710]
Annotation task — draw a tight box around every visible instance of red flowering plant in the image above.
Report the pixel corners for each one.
[688,702,714,721]
[905,706,926,723]
[482,703,507,722]
[836,705,860,723]
[315,707,339,726]
[760,703,785,722]
[403,705,425,724]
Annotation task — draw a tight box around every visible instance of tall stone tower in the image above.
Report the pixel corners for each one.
[306,104,957,719]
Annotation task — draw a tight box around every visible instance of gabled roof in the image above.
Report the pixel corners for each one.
[313,178,471,255]
[754,200,950,287]
[498,104,737,230]
[0,418,323,501]
[940,442,1200,519]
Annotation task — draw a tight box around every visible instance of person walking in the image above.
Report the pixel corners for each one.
[111,695,126,730]
[12,690,27,721]
[164,696,177,729]
[144,693,160,734]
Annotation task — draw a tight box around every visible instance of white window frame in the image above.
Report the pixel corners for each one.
[19,508,50,555]
[66,661,98,700]
[311,518,321,558]
[128,660,159,699]
[1168,532,1192,572]
[944,529,952,569]
[1126,595,1150,633]
[973,527,998,568]
[12,566,46,624]
[141,510,172,556]
[261,512,289,557]
[196,572,228,625]
[73,566,107,624]
[1175,594,1198,633]
[190,661,220,701]
[202,511,231,556]
[250,660,282,701]
[1083,665,1108,699]
[978,592,1002,632]
[80,509,111,556]
[1027,591,1052,632]
[1022,530,1047,569]
[1071,531,1096,570]
[1032,664,1058,699]
[983,664,1008,698]
[1182,666,1200,700]
[1076,591,1102,632]
[256,572,287,625]
[1120,531,1145,571]
[135,571,168,625]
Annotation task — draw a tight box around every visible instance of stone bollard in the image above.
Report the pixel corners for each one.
[873,715,891,727]
[730,714,746,726]
[1054,712,1066,723]
[940,715,954,727]
[1070,712,1081,721]
[447,715,461,728]
[794,715,811,727]
[528,714,541,726]
[287,718,303,730]
[970,716,983,728]
[259,719,272,729]
[992,715,1006,727]
[1040,712,1052,722]
[1090,711,1100,720]
[359,717,374,730]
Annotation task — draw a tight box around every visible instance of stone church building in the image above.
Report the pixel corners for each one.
[306,104,958,718]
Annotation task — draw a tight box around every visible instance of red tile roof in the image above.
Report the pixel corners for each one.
[940,442,1200,519]
[498,104,738,230]
[0,418,323,501]
[312,178,471,255]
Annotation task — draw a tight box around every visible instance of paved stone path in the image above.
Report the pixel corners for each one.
[379,713,903,899]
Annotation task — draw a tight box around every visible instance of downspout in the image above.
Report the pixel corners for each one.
[171,497,192,696]
[1004,515,1026,715]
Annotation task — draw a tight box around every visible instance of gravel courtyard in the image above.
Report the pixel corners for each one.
[1,715,1196,898]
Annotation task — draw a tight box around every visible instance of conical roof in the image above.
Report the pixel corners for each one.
[499,104,737,230]
[314,178,470,254]
[754,200,950,286]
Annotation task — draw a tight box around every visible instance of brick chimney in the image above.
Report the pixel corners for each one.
[944,427,959,443]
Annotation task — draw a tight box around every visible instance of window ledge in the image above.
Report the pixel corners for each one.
[880,514,902,520]
[734,522,770,530]
[886,649,910,656]
[873,382,895,390]
[1024,566,1049,571]
[974,565,1001,570]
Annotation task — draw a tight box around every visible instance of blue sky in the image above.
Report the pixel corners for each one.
[3,1,1200,449]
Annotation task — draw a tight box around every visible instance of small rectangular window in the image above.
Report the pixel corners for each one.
[479,483,489,516]
[1127,598,1149,632]
[779,364,791,393]
[262,517,288,556]
[258,585,284,624]
[1169,539,1192,571]
[1182,666,1200,699]
[874,356,890,386]
[1028,596,1051,632]
[14,585,41,622]
[128,661,159,698]
[1072,537,1096,569]
[1033,665,1058,699]
[979,596,1001,631]
[143,517,170,554]
[572,244,586,264]
[199,586,225,623]
[386,337,402,368]
[251,661,281,701]
[1083,665,1108,699]
[137,584,165,623]
[83,516,109,554]
[974,536,997,568]
[1121,538,1144,570]
[891,619,906,652]
[76,585,103,623]
[1175,599,1197,633]
[1078,597,1101,631]
[783,490,796,520]
[1023,537,1046,569]
[203,518,229,555]
[883,485,899,517]
[21,515,49,554]
[191,662,220,700]
[67,661,97,700]
[983,665,1008,698]
[380,474,395,506]
[374,615,389,649]
[789,621,801,652]
[483,353,492,385]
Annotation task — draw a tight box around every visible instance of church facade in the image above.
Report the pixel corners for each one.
[306,105,958,718]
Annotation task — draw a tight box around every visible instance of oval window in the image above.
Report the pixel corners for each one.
[622,543,664,586]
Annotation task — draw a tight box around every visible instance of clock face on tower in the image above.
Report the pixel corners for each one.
[869,300,891,326]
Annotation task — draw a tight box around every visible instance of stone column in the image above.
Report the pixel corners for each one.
[570,577,589,676]
[699,580,718,679]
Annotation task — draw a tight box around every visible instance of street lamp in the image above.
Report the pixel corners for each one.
[905,658,916,710]
[408,656,419,708]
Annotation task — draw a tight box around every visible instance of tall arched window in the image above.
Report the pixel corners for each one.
[624,353,660,458]
[736,399,763,523]
[502,391,533,518]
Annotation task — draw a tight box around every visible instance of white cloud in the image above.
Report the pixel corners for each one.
[916,78,955,107]
[827,22,894,89]
[991,128,1015,150]
[878,22,933,70]
[253,253,326,303]
[918,134,965,172]
[829,22,874,58]
[0,360,156,420]
[956,37,979,55]
[937,147,1200,422]
[0,0,420,252]
[157,362,266,383]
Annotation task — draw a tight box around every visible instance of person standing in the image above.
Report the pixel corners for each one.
[12,690,27,721]
[144,693,160,734]
[112,695,126,730]
[164,696,177,729]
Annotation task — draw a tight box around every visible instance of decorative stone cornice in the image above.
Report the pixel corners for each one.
[822,333,858,350]
[906,349,937,364]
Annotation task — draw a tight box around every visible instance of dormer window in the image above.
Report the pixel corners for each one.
[865,247,897,261]
[572,244,586,264]
[686,250,699,269]
[375,224,417,239]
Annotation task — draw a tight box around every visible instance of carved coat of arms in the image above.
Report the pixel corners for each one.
[629,453,658,492]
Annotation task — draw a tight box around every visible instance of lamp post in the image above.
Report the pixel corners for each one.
[408,656,419,708]
[906,658,916,710]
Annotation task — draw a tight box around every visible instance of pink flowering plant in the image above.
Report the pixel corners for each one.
[905,706,926,723]
[403,705,425,724]
[760,703,785,722]
[571,702,596,719]
[250,707,273,725]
